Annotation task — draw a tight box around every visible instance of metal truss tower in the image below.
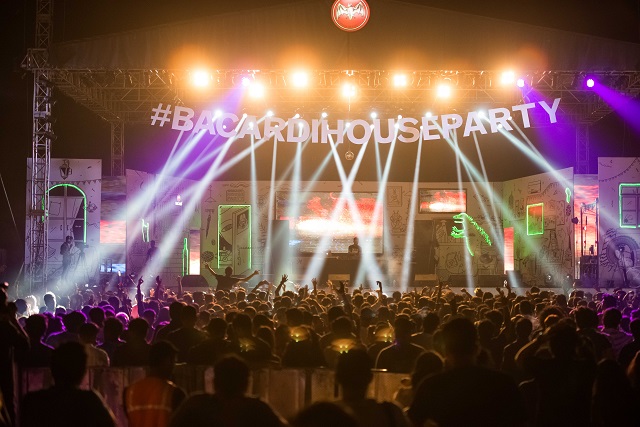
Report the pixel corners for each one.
[111,121,125,176]
[22,0,54,292]
[575,123,590,174]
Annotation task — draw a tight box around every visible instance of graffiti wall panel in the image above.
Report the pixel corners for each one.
[598,158,640,287]
[502,168,574,287]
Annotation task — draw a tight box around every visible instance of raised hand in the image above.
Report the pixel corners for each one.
[281,274,288,284]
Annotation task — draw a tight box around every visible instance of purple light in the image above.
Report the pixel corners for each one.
[586,78,595,88]
[516,78,525,88]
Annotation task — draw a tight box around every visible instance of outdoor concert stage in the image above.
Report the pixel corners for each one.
[19,0,640,294]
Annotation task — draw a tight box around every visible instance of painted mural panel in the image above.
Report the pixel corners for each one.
[502,168,574,287]
[25,159,102,287]
[598,158,640,287]
[199,180,503,288]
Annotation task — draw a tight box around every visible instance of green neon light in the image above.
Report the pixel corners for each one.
[218,205,252,270]
[450,213,492,256]
[182,237,189,277]
[619,183,640,228]
[565,187,571,204]
[43,183,88,243]
[527,203,544,235]
[141,219,150,242]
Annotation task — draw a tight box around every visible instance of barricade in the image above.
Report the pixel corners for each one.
[16,366,406,425]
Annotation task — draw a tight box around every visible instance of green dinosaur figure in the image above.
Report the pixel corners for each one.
[451,213,492,256]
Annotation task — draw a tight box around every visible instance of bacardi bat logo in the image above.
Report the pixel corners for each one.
[331,0,370,32]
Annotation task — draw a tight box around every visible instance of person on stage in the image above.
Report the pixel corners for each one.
[203,263,260,291]
[348,237,361,257]
[146,240,158,262]
[60,236,74,279]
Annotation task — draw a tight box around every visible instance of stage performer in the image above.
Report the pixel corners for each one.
[348,237,361,257]
[60,236,74,279]
[203,263,260,291]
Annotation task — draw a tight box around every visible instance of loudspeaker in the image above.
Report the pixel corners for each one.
[181,275,209,288]
[328,273,350,282]
[268,220,290,275]
[412,273,439,287]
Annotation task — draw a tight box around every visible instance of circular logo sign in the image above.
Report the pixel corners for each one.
[331,0,370,32]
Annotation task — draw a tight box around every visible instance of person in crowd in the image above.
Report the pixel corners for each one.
[46,310,86,348]
[411,312,439,351]
[203,262,260,291]
[0,282,28,424]
[375,316,424,373]
[20,342,116,426]
[97,317,124,360]
[125,342,186,427]
[187,317,230,365]
[169,355,286,427]
[601,308,633,359]
[408,317,526,427]
[591,359,637,427]
[515,319,596,427]
[22,314,53,367]
[291,402,358,427]
[336,349,411,427]
[79,322,110,367]
[154,301,185,343]
[166,304,207,362]
[618,318,640,369]
[393,350,444,409]
[112,318,151,366]
[574,306,614,362]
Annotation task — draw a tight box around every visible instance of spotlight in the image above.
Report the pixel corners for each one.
[266,110,274,117]
[321,111,328,118]
[214,109,222,117]
[586,78,595,88]
[397,114,402,119]
[291,71,309,88]
[516,78,525,88]
[342,83,356,98]
[425,111,432,117]
[478,110,486,118]
[191,69,211,88]
[393,73,408,87]
[436,83,451,98]
[500,70,515,85]
[241,76,251,87]
[370,111,378,119]
[248,82,265,98]
[293,113,300,119]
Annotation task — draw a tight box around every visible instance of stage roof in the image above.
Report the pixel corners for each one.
[30,0,640,124]
[50,0,640,70]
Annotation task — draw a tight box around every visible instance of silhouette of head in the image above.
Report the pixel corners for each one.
[441,317,478,358]
[214,355,250,397]
[51,342,87,387]
[291,402,358,427]
[149,341,178,378]
[335,349,373,392]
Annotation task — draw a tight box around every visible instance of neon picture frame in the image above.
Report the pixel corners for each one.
[619,183,640,228]
[526,203,544,235]
[44,183,88,243]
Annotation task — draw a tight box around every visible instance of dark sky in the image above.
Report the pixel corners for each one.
[1,0,639,276]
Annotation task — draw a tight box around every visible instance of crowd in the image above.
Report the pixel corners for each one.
[1,270,640,427]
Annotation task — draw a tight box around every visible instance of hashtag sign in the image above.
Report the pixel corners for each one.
[150,103,172,126]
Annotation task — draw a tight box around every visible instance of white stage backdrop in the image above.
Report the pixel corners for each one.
[25,159,102,285]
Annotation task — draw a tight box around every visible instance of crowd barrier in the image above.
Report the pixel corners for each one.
[16,365,407,425]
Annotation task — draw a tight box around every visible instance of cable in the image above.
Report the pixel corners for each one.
[0,172,20,239]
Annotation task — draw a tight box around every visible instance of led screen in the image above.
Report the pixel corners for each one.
[276,192,383,254]
[100,220,126,244]
[419,189,467,213]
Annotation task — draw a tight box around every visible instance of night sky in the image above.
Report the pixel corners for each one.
[1,0,639,279]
